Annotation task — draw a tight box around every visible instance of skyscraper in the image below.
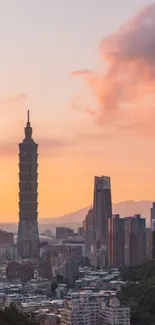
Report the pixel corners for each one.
[84,207,95,258]
[93,176,112,248]
[108,214,125,268]
[17,111,39,259]
[124,215,146,266]
[150,202,155,229]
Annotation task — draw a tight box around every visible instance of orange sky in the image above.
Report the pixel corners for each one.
[1,120,155,222]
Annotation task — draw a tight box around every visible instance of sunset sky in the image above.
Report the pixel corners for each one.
[0,0,154,222]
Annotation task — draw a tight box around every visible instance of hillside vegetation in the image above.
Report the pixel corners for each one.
[119,260,155,325]
[0,305,39,325]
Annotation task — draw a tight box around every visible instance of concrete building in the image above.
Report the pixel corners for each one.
[108,215,124,268]
[38,258,52,280]
[93,176,112,251]
[63,256,79,283]
[151,202,155,228]
[124,215,146,267]
[0,245,17,261]
[145,228,153,260]
[84,208,94,258]
[0,230,14,246]
[17,111,39,259]
[101,297,130,325]
[6,260,34,283]
[77,226,84,237]
[44,313,61,325]
[61,292,100,325]
[56,227,74,240]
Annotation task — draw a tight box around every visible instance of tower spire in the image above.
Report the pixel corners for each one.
[27,110,30,123]
[24,110,32,140]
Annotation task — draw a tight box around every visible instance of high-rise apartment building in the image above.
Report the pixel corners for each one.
[17,111,39,259]
[124,214,146,266]
[151,202,155,228]
[63,256,79,283]
[101,297,130,325]
[93,176,112,248]
[145,228,153,260]
[150,204,155,258]
[84,207,95,258]
[108,215,124,268]
[61,292,100,325]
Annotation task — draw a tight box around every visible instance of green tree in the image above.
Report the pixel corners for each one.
[0,305,40,325]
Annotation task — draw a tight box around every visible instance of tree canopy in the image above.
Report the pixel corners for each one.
[119,260,155,325]
[0,305,40,325]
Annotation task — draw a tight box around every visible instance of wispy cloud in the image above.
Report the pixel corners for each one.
[72,3,155,137]
[0,130,111,157]
[0,93,27,106]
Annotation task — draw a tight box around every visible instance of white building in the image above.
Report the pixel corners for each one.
[61,292,100,325]
[101,297,130,325]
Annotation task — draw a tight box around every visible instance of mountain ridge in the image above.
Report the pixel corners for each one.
[40,200,152,224]
[0,200,152,233]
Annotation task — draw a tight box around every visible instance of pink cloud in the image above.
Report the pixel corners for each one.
[72,3,155,137]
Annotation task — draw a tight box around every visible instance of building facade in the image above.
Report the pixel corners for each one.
[17,111,39,259]
[101,297,130,325]
[108,215,125,268]
[56,227,74,240]
[151,202,155,228]
[84,207,95,258]
[124,214,146,266]
[6,260,34,283]
[145,228,153,260]
[61,292,100,325]
[0,230,14,246]
[63,256,79,283]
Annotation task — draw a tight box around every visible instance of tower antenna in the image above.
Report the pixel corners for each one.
[27,110,30,123]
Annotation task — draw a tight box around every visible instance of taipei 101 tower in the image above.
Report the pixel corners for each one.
[17,111,39,259]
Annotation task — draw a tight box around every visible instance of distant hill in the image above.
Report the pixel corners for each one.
[40,206,90,224]
[40,200,152,225]
[113,200,152,223]
[0,200,152,233]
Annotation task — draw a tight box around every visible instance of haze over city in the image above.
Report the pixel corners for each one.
[0,0,154,221]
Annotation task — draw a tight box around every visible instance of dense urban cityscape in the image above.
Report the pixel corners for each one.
[0,112,154,325]
[1,1,155,324]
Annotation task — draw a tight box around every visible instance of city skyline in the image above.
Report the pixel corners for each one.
[0,0,155,221]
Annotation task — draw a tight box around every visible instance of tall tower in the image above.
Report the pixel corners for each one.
[17,111,39,259]
[124,215,146,266]
[93,176,112,248]
[108,214,125,268]
[151,202,155,229]
[84,208,95,258]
